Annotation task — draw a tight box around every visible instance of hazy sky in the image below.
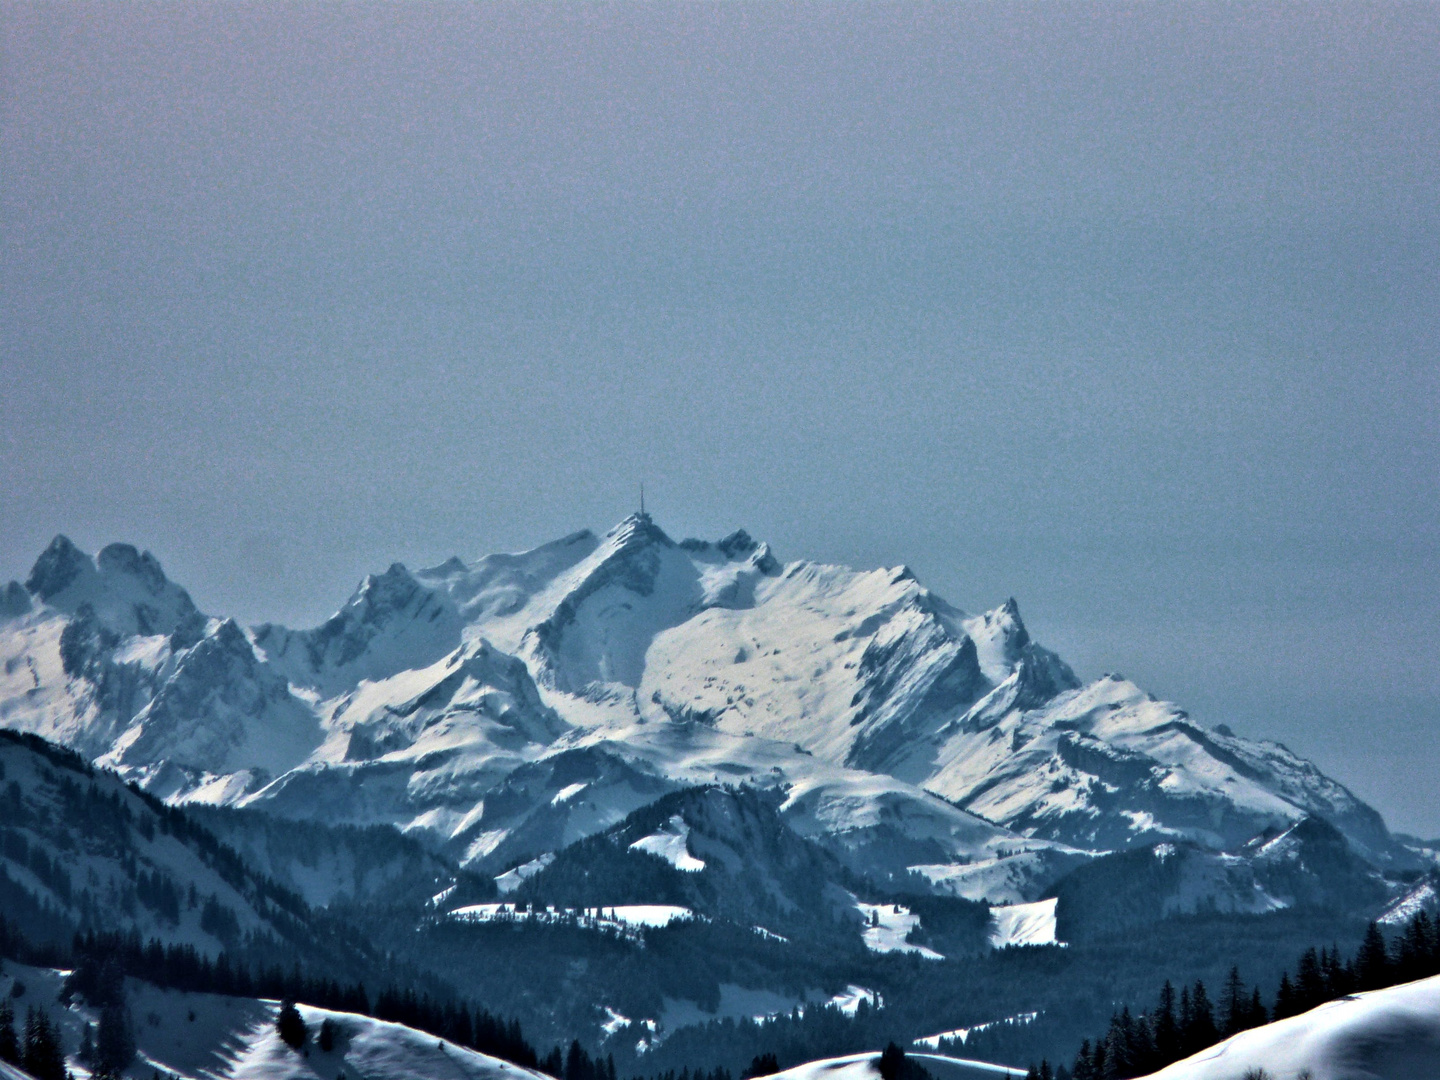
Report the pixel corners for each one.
[3,3,1438,833]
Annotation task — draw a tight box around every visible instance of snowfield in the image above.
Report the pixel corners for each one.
[988,898,1061,949]
[630,815,706,871]
[449,902,695,931]
[853,901,944,960]
[1139,974,1440,1080]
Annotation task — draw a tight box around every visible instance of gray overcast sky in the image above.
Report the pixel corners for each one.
[3,3,1438,833]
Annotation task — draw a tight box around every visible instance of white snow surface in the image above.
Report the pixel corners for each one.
[988,898,1060,949]
[914,1013,1039,1050]
[1380,879,1438,926]
[630,815,706,871]
[768,1051,1023,1080]
[854,901,943,960]
[1138,974,1440,1080]
[450,902,694,930]
[826,986,880,1017]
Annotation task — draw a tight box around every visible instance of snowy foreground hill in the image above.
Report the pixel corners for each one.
[0,515,1422,908]
[0,963,550,1080]
[1139,973,1440,1080]
[760,976,1440,1080]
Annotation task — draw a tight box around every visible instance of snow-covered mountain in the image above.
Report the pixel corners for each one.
[0,515,1412,908]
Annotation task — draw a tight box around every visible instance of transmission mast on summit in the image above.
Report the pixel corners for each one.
[640,483,645,515]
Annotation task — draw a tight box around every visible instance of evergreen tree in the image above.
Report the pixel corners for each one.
[877,1043,907,1080]
[96,1002,136,1080]
[565,1039,589,1080]
[0,998,18,1066]
[1152,981,1179,1064]
[1221,967,1246,1036]
[23,1007,66,1080]
[1070,1040,1094,1080]
[1355,922,1390,991]
[1247,988,1267,1029]
[319,1018,338,1053]
[1295,948,1325,1009]
[277,999,307,1050]
[1320,946,1350,997]
[1397,913,1433,981]
[1273,972,1295,1020]
[1184,982,1216,1055]
[1103,1007,1136,1079]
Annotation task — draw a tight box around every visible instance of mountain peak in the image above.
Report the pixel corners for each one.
[22,535,200,636]
[25,534,93,599]
[605,511,673,550]
[715,529,758,559]
[96,543,172,595]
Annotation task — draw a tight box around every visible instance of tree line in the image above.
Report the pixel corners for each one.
[1020,909,1440,1080]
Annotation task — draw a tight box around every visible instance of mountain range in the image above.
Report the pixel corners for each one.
[0,513,1413,899]
[3,514,1439,1066]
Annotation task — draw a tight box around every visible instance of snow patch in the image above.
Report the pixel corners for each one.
[914,1012,1038,1048]
[450,902,694,931]
[826,986,880,1016]
[853,901,943,960]
[629,815,705,872]
[988,897,1060,949]
[552,782,588,805]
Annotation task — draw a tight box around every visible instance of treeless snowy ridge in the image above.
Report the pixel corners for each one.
[1139,974,1440,1080]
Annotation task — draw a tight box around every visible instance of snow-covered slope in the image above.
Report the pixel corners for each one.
[1139,974,1440,1080]
[0,515,1409,908]
[0,963,552,1080]
[766,1050,1023,1080]
[150,995,548,1080]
